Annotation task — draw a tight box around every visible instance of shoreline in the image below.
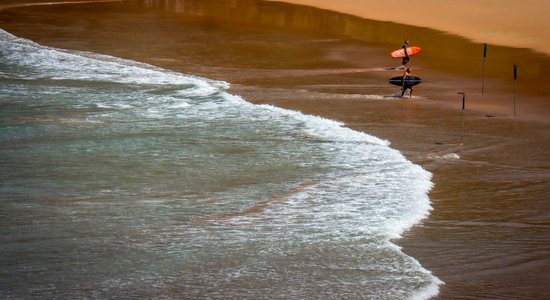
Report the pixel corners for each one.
[1,0,549,299]
[272,0,550,57]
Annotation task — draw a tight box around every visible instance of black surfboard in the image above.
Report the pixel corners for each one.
[389,76,422,87]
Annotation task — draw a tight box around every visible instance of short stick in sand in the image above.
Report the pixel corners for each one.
[513,64,517,117]
[482,43,487,95]
[458,92,466,145]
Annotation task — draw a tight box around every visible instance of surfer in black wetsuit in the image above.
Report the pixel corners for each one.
[401,40,410,68]
[401,67,413,98]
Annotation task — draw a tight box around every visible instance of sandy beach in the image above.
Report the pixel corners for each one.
[275,0,550,57]
[1,0,549,299]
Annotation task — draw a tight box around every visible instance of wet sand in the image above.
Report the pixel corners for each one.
[276,0,550,57]
[1,0,549,299]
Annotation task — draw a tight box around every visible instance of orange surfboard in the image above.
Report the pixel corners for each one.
[390,46,422,58]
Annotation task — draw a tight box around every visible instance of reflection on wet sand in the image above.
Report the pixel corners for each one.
[141,0,548,85]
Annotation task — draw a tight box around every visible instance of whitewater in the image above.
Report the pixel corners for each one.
[0,29,442,299]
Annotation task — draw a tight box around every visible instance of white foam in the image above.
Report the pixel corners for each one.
[409,278,445,300]
[215,70,440,299]
[427,152,461,160]
[1,28,441,298]
[222,88,440,299]
[256,103,390,146]
[0,29,227,99]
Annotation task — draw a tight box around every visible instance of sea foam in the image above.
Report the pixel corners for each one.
[0,28,441,299]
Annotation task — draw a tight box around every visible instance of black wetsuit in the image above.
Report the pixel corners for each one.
[402,43,410,66]
[401,71,413,97]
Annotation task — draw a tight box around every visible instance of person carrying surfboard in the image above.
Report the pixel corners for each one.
[388,41,420,70]
[401,40,410,67]
[401,67,413,97]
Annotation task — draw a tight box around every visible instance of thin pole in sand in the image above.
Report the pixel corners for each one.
[458,92,466,145]
[482,43,487,95]
[513,64,517,117]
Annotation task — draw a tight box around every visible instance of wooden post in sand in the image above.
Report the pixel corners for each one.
[458,92,466,145]
[482,43,487,95]
[513,64,517,117]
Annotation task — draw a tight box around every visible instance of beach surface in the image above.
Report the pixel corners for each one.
[275,0,550,57]
[1,0,549,299]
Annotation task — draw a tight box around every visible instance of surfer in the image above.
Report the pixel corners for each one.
[401,67,413,98]
[401,40,410,67]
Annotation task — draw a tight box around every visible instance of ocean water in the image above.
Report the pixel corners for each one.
[0,29,441,299]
